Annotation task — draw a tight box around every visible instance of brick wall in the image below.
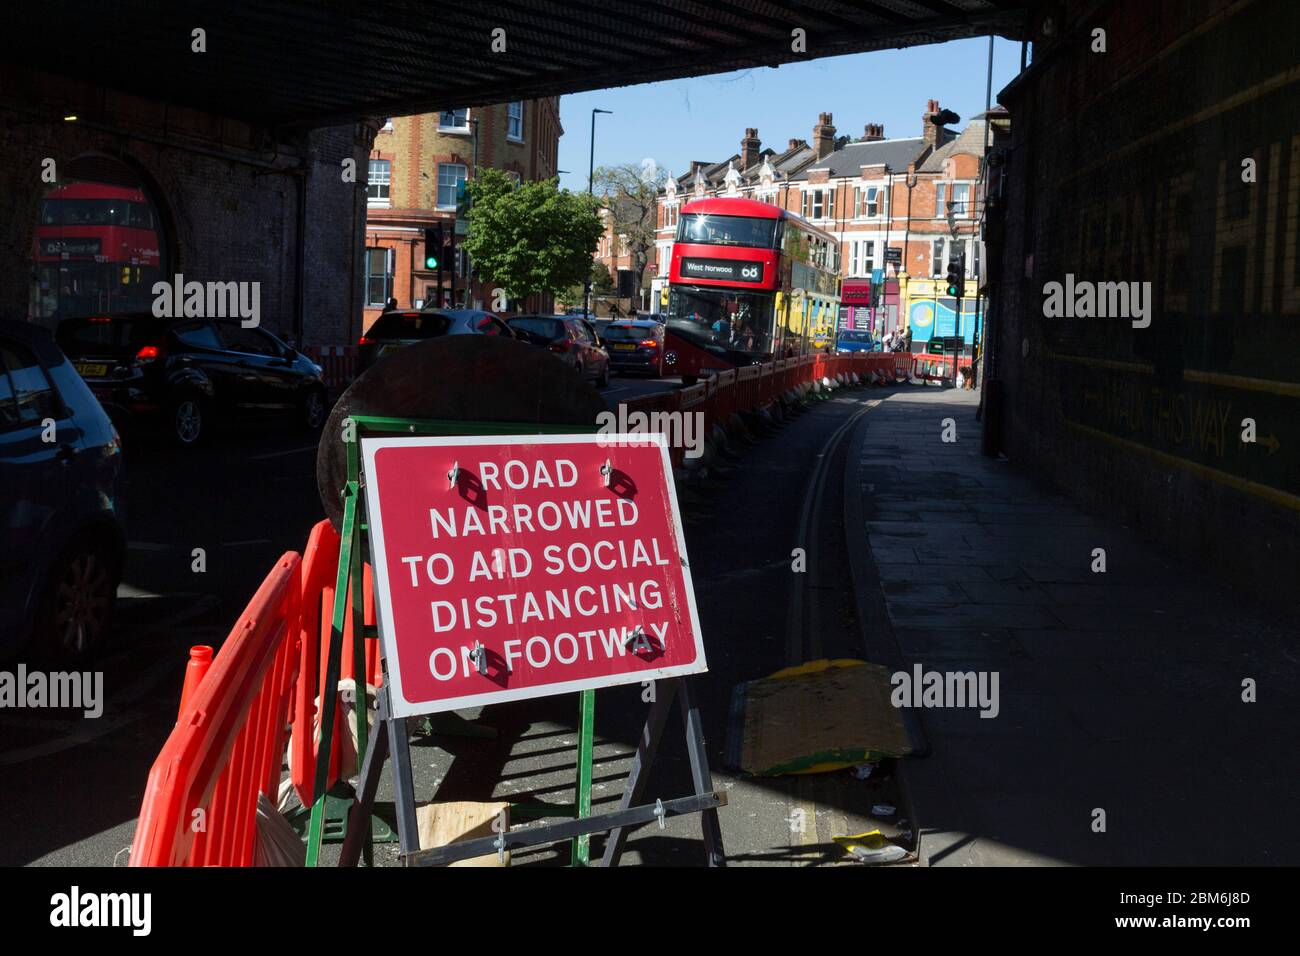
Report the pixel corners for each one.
[991,0,1300,610]
[1,65,374,347]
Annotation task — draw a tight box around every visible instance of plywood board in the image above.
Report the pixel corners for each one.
[733,659,912,776]
[415,800,510,867]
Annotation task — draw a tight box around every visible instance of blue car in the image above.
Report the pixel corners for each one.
[836,329,878,353]
[0,320,125,662]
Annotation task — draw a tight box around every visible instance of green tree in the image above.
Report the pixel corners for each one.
[590,261,615,295]
[463,169,604,300]
[591,162,667,297]
[559,261,614,307]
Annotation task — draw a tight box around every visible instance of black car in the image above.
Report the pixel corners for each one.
[600,319,665,376]
[56,314,328,445]
[356,308,515,375]
[1,320,125,662]
[507,315,610,387]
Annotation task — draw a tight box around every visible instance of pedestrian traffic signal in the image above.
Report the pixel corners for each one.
[945,254,964,298]
[424,225,443,270]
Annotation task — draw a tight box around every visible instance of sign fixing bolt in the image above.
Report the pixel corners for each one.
[447,461,459,489]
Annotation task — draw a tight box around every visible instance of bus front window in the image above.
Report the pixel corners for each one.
[666,287,774,358]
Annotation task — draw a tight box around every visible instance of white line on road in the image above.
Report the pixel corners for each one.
[126,541,172,552]
[249,444,319,461]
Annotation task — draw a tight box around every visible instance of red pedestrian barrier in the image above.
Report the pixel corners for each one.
[305,345,357,392]
[131,553,303,867]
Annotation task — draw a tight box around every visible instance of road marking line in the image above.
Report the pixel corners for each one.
[250,444,319,461]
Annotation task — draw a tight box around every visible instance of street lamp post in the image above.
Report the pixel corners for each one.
[463,117,480,308]
[584,108,612,319]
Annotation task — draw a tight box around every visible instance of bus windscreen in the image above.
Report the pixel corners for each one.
[666,287,774,356]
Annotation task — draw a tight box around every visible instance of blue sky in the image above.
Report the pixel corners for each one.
[556,36,1024,192]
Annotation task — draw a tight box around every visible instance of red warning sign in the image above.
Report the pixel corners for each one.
[360,433,707,718]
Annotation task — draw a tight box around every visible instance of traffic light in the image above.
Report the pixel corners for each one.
[424,225,443,270]
[945,251,965,298]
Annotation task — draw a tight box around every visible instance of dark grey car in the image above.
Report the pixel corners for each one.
[600,319,666,376]
[0,320,125,662]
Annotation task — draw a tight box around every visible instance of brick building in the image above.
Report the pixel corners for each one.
[363,99,562,330]
[653,101,989,348]
[591,195,655,314]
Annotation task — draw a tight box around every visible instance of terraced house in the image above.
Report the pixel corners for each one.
[654,99,996,354]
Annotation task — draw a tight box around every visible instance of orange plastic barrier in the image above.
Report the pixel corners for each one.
[289,519,383,808]
[617,352,901,451]
[131,553,303,867]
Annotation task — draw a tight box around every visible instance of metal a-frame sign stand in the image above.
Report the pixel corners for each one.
[304,413,726,867]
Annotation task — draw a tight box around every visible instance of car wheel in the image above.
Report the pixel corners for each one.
[301,387,327,430]
[597,362,610,388]
[574,361,584,381]
[35,536,120,663]
[170,393,206,446]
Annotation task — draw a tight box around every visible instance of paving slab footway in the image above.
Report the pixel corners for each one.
[847,387,1300,867]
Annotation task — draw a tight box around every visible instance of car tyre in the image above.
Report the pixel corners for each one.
[33,534,121,663]
[301,386,328,431]
[170,392,207,446]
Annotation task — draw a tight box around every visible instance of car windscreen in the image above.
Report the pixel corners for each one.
[508,318,564,340]
[600,324,653,342]
[56,316,165,356]
[367,312,452,339]
[838,330,872,343]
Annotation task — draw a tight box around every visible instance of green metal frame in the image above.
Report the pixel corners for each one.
[304,414,600,867]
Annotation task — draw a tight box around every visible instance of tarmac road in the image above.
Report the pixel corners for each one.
[2,377,901,867]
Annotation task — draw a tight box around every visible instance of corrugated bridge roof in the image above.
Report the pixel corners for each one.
[2,0,1034,129]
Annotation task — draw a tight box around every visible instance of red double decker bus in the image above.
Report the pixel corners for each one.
[663,196,840,382]
[32,181,164,323]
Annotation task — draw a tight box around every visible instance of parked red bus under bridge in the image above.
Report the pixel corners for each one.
[663,196,840,384]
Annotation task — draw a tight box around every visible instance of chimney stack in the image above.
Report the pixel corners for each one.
[923,99,947,148]
[740,127,761,171]
[788,138,806,152]
[812,112,836,160]
[862,123,885,142]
